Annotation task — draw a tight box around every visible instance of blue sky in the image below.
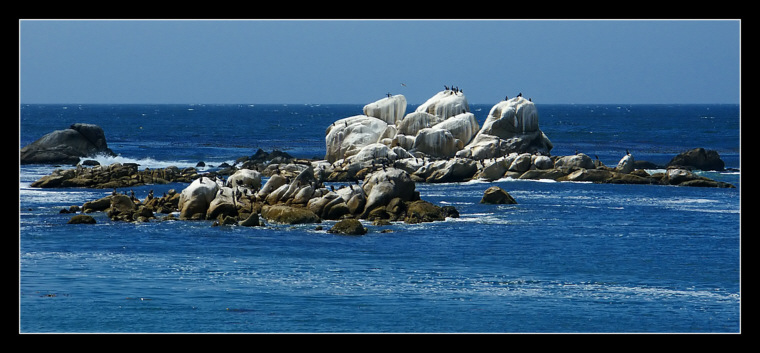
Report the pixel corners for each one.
[19,19,741,105]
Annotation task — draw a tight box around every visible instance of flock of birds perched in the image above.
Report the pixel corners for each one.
[385,84,531,102]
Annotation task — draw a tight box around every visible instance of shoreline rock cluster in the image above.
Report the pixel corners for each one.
[30,162,201,189]
[316,92,734,188]
[61,165,458,235]
[22,91,737,231]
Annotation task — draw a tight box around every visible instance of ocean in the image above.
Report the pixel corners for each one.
[19,102,741,333]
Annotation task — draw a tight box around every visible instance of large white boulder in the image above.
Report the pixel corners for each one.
[455,133,505,160]
[363,94,407,125]
[415,90,469,120]
[460,97,552,158]
[325,115,389,163]
[348,143,398,164]
[616,154,635,174]
[178,176,220,219]
[391,134,416,151]
[397,111,444,137]
[480,97,539,136]
[226,168,262,190]
[411,128,463,158]
[430,112,480,146]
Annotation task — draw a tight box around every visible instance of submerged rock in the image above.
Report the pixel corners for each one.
[67,214,97,224]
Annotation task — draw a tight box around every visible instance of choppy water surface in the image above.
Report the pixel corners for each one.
[19,103,740,333]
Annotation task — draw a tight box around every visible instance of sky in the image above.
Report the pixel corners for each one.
[18,19,741,105]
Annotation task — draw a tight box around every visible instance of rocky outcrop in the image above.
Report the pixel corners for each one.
[457,97,553,159]
[363,94,407,125]
[178,177,220,220]
[69,159,456,229]
[30,163,199,189]
[667,147,725,171]
[415,90,469,120]
[325,115,389,163]
[403,200,457,224]
[21,123,117,165]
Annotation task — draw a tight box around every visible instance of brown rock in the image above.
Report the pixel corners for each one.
[480,186,517,204]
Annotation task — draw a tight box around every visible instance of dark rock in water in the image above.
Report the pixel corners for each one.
[196,161,206,167]
[81,159,101,166]
[667,148,725,171]
[404,200,447,224]
[245,149,295,164]
[328,219,367,235]
[239,212,261,227]
[440,205,460,218]
[20,123,117,165]
[67,214,96,224]
[30,163,198,189]
[480,186,517,204]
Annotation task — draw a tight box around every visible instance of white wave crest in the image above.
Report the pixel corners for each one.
[86,153,209,170]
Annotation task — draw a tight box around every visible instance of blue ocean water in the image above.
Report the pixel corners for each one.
[19,103,741,333]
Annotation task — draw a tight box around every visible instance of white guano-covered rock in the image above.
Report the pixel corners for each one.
[325,115,388,163]
[460,97,552,157]
[455,133,505,160]
[415,90,469,120]
[397,111,444,137]
[348,143,398,164]
[431,112,480,146]
[363,94,407,125]
[616,154,635,174]
[178,177,220,219]
[480,97,539,136]
[411,128,463,158]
